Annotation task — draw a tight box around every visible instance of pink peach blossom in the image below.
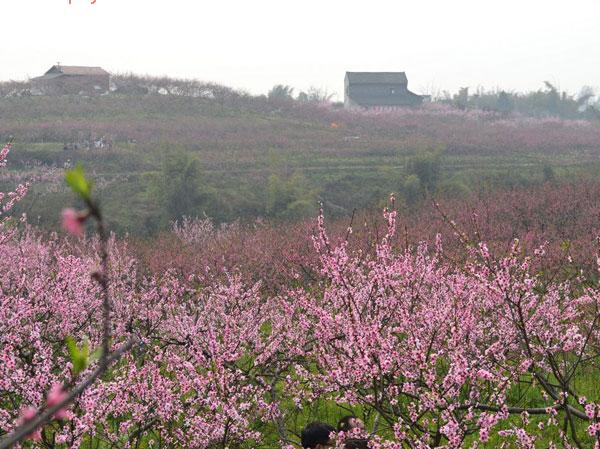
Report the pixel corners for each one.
[46,383,72,420]
[61,208,84,237]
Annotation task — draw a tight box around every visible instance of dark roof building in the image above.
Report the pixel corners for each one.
[344,72,423,108]
[32,65,110,95]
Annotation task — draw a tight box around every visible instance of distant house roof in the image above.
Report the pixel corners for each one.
[32,73,63,81]
[32,65,110,82]
[45,65,109,76]
[346,72,408,85]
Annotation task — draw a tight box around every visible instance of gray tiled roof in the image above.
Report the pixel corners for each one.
[346,72,408,84]
[31,73,63,81]
[45,65,109,76]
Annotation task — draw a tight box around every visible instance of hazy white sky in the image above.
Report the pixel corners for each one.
[2,0,599,99]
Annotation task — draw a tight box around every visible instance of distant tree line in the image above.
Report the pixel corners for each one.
[267,84,335,104]
[438,82,600,119]
[264,80,600,120]
[1,73,599,119]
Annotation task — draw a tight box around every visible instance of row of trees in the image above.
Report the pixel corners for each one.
[265,81,600,120]
[144,151,319,229]
[264,81,600,119]
[3,198,600,448]
[267,84,335,104]
[442,83,600,119]
[129,148,573,233]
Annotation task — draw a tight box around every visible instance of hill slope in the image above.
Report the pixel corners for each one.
[1,83,599,234]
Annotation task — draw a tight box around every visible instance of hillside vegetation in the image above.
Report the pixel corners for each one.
[1,76,599,234]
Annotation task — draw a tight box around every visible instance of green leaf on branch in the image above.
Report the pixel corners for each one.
[65,163,92,200]
[66,336,90,375]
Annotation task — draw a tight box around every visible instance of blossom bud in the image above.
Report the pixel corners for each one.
[61,208,89,237]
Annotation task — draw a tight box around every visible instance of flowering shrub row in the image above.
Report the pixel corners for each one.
[135,180,600,292]
[2,212,600,447]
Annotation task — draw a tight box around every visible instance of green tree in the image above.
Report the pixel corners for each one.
[296,86,334,103]
[265,173,317,219]
[268,84,295,101]
[453,87,469,110]
[406,151,442,193]
[402,174,422,206]
[497,91,514,114]
[542,163,556,183]
[153,151,215,223]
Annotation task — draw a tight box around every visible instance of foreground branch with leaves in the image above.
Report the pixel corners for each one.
[0,160,137,449]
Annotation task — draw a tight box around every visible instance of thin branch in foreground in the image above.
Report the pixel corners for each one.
[0,337,138,449]
[0,164,139,449]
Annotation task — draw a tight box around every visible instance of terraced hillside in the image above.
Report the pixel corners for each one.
[1,88,599,234]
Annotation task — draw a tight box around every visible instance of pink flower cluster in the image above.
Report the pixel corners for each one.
[278,205,600,448]
[0,142,28,244]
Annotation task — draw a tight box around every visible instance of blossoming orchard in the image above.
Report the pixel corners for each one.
[1,135,600,449]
